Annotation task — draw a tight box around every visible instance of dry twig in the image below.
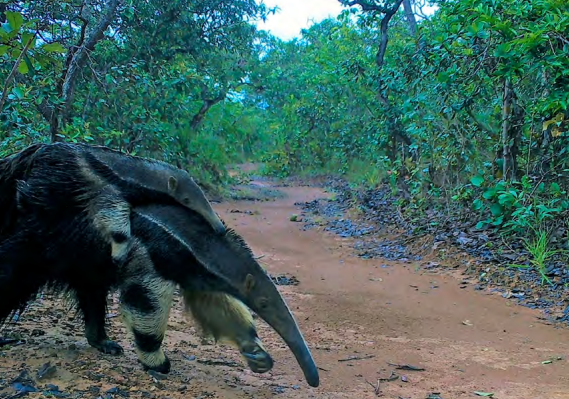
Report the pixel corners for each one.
[365,379,382,396]
[338,354,375,362]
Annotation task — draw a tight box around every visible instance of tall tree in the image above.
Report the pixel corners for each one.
[339,0,409,162]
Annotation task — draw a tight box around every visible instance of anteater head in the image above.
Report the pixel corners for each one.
[132,204,320,388]
[165,173,226,235]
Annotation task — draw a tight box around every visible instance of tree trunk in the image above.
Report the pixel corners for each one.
[341,0,410,162]
[402,0,426,50]
[189,93,226,132]
[373,0,410,159]
[402,0,417,37]
[539,69,551,175]
[510,99,524,179]
[501,79,519,180]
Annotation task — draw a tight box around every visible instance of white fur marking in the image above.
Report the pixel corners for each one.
[137,213,194,253]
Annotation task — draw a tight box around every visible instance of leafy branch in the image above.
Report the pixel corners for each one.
[0,30,37,114]
[51,0,121,141]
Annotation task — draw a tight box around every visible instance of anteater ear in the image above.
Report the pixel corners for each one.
[245,274,256,295]
[167,176,178,193]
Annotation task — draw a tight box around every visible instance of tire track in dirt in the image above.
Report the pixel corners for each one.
[1,180,569,398]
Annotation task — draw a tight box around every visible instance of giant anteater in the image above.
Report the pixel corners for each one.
[0,145,319,387]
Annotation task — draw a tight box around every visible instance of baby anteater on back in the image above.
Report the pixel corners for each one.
[0,142,225,263]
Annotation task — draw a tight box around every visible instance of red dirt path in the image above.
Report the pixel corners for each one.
[1,180,569,398]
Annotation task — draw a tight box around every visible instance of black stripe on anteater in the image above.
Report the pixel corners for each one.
[132,330,163,353]
[120,283,157,314]
[111,231,129,244]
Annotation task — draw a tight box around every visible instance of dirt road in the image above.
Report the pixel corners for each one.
[1,181,569,398]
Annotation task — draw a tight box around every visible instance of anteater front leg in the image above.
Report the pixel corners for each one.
[182,290,274,374]
[88,188,132,263]
[75,288,124,355]
[119,276,175,373]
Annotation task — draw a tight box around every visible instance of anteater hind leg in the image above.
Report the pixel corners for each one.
[119,277,175,373]
[0,279,42,326]
[0,238,46,326]
[75,288,123,355]
[183,290,274,374]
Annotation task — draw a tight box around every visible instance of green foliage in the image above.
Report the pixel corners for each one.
[0,0,270,188]
[248,0,569,245]
[509,228,568,286]
[471,176,569,233]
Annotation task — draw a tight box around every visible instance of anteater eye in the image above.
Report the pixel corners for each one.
[257,297,268,310]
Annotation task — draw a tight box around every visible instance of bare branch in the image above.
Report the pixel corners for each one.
[342,0,390,13]
[75,15,89,52]
[375,0,404,70]
[189,91,227,131]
